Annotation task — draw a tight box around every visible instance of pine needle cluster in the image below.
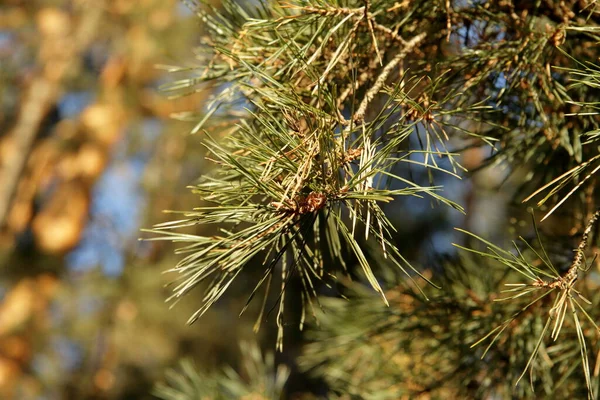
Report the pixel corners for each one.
[147,0,473,345]
[150,0,600,397]
[154,342,289,400]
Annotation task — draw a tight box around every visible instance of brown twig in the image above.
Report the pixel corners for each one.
[286,4,408,45]
[564,208,600,283]
[352,32,427,123]
[337,56,383,108]
[533,208,600,290]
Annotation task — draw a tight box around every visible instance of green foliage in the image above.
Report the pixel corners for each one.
[152,0,600,398]
[457,217,600,399]
[147,0,474,345]
[155,342,289,400]
[525,45,600,220]
[300,239,600,399]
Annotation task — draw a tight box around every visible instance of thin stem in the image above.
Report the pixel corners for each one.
[352,32,427,123]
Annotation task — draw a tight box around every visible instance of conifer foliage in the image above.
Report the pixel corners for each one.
[152,1,600,398]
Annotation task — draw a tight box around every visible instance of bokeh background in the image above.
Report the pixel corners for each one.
[0,1,268,398]
[0,1,509,399]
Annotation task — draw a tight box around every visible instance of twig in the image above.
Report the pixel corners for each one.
[565,208,600,284]
[337,56,382,108]
[445,0,452,41]
[352,32,426,123]
[369,18,408,46]
[533,208,600,290]
[289,4,408,45]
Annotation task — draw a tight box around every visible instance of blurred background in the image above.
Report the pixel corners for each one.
[0,1,274,398]
[0,1,513,399]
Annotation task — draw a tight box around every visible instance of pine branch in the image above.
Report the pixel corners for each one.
[148,0,470,340]
[352,32,426,123]
[154,342,289,400]
[151,1,600,396]
[457,211,600,398]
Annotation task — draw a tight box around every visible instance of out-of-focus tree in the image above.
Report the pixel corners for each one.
[0,1,253,399]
